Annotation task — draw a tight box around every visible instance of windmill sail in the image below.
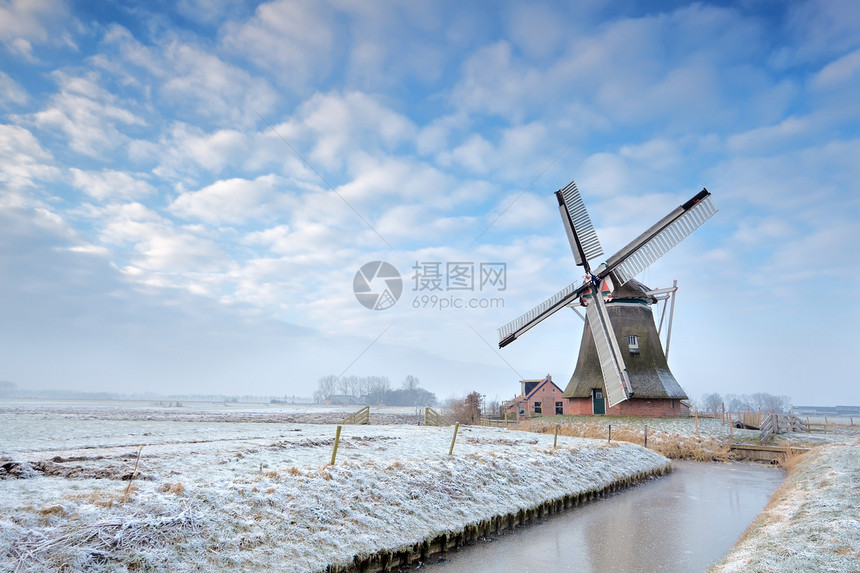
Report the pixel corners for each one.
[498,281,589,347]
[585,290,633,407]
[496,181,716,412]
[557,180,603,267]
[605,190,717,285]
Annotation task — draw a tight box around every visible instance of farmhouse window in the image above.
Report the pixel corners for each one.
[555,401,563,415]
[534,402,542,414]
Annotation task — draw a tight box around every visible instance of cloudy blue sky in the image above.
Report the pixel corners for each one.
[1,0,858,406]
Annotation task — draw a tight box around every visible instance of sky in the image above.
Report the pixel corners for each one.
[1,0,858,407]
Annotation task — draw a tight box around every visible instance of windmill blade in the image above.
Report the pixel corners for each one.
[585,289,633,408]
[557,179,604,268]
[603,189,717,285]
[498,280,589,347]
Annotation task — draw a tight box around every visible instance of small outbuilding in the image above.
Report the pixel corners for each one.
[504,375,568,419]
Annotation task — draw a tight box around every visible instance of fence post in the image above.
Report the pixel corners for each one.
[721,402,726,425]
[644,425,648,448]
[330,425,342,465]
[694,410,699,435]
[448,423,460,456]
[729,412,734,438]
[608,424,612,444]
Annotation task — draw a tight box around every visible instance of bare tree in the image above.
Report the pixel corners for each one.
[484,395,501,418]
[445,391,483,425]
[402,375,420,390]
[313,375,338,403]
[365,376,390,404]
[702,393,723,414]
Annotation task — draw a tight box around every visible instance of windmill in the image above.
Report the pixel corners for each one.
[498,180,717,410]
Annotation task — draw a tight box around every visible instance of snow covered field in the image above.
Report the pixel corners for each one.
[0,400,669,572]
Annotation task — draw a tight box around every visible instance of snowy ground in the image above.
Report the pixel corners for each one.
[0,401,669,572]
[709,438,860,573]
[0,398,424,424]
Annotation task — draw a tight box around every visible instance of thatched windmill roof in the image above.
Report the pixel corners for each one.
[562,277,688,400]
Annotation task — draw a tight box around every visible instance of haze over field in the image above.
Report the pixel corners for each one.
[1,0,858,404]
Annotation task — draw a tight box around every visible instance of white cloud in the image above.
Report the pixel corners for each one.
[152,123,251,179]
[169,174,292,225]
[811,47,860,89]
[504,3,567,58]
[95,24,164,81]
[176,0,238,24]
[0,0,75,58]
[69,168,156,201]
[160,40,278,126]
[0,124,61,190]
[483,191,556,233]
[335,154,480,216]
[726,116,812,154]
[0,71,28,105]
[416,113,468,157]
[31,72,145,158]
[297,91,416,170]
[92,203,233,280]
[450,41,544,122]
[786,0,860,62]
[221,0,334,90]
[446,134,495,174]
[375,204,476,243]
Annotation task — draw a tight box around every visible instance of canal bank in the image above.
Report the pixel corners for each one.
[709,439,860,572]
[329,463,670,573]
[425,417,859,572]
[421,461,785,573]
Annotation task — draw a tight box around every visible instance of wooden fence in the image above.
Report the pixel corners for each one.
[342,406,370,425]
[424,407,450,426]
[479,417,519,428]
[759,413,808,443]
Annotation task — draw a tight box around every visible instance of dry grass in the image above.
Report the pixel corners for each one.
[520,418,731,461]
[66,488,136,508]
[159,482,185,494]
[780,447,813,473]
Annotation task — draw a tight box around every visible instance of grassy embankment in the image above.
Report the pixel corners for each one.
[708,437,860,572]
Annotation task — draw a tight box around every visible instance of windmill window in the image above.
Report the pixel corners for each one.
[628,335,639,354]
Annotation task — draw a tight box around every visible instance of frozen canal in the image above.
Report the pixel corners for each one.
[426,461,784,573]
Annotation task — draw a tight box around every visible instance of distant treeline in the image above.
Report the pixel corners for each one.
[0,382,312,404]
[314,374,437,406]
[698,392,791,413]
